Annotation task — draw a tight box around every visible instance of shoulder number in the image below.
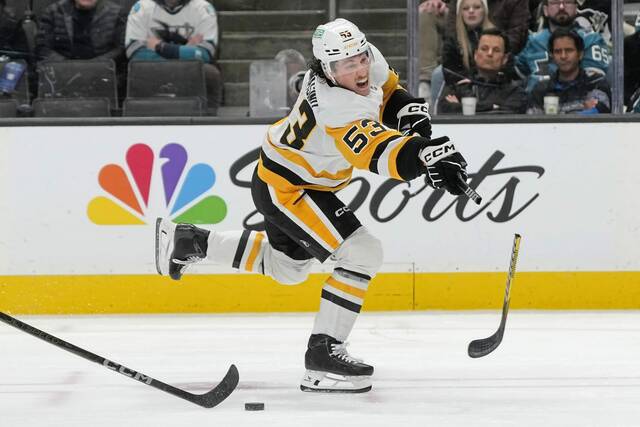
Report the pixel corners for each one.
[342,119,386,154]
[280,100,316,150]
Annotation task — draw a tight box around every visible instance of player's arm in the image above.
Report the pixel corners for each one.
[379,67,433,139]
[328,120,468,195]
[157,1,217,61]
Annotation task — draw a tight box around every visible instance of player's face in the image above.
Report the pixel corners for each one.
[544,0,577,26]
[552,36,583,75]
[332,52,372,96]
[474,35,507,73]
[460,0,485,29]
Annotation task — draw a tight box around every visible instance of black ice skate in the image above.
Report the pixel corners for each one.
[155,218,209,280]
[300,334,373,393]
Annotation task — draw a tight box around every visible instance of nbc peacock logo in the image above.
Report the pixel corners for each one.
[87,143,227,225]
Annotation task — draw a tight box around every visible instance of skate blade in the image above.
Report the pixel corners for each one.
[300,370,372,393]
[154,217,174,276]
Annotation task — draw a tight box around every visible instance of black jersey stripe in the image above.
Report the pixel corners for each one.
[368,134,402,174]
[321,289,362,313]
[260,149,309,187]
[232,230,251,269]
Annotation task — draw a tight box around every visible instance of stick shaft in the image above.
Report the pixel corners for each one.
[0,312,214,405]
[456,172,482,205]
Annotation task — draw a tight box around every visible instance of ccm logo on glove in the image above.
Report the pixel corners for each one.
[421,142,458,165]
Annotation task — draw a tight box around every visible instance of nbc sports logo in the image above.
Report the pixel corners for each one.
[87,143,227,225]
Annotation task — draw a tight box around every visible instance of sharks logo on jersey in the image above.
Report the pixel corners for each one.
[152,20,196,44]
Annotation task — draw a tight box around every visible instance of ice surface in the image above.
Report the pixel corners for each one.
[1,311,640,426]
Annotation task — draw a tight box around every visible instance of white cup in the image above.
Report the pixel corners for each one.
[461,97,477,116]
[543,95,560,114]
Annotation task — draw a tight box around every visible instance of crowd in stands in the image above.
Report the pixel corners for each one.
[0,0,639,117]
[420,0,640,114]
[0,0,221,116]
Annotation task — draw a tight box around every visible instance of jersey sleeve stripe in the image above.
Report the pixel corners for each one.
[376,137,408,179]
[369,134,402,174]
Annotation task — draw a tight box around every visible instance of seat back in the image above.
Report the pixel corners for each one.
[123,96,203,117]
[32,97,111,117]
[37,59,118,105]
[0,99,19,117]
[126,60,206,101]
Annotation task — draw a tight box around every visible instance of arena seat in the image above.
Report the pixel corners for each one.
[123,96,204,117]
[32,97,111,117]
[0,99,19,117]
[126,60,206,104]
[36,59,118,108]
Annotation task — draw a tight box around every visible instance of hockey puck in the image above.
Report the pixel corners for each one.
[244,402,265,411]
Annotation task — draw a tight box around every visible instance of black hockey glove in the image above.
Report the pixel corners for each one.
[418,136,468,195]
[397,99,432,139]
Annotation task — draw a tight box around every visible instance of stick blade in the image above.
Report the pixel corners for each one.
[467,333,503,358]
[193,364,239,408]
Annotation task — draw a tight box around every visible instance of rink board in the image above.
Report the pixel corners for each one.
[0,122,639,313]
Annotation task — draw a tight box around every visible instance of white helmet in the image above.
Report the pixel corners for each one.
[312,18,372,83]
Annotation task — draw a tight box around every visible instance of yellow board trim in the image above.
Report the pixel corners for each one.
[1,271,639,314]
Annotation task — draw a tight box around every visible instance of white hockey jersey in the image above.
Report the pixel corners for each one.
[125,0,218,58]
[258,44,413,193]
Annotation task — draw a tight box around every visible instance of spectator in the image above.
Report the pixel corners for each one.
[624,13,640,111]
[439,28,527,114]
[0,0,20,55]
[125,0,222,115]
[515,0,609,92]
[418,0,450,101]
[36,0,125,62]
[446,0,530,55]
[441,0,494,84]
[528,28,610,114]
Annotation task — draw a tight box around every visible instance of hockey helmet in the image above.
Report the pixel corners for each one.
[312,18,373,83]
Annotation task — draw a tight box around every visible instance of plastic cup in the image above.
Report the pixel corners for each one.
[543,95,560,115]
[461,97,477,116]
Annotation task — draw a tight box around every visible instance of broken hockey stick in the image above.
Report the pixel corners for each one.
[0,312,239,408]
[468,233,521,358]
[456,172,482,205]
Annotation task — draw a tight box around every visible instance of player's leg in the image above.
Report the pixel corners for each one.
[252,176,382,392]
[155,217,315,284]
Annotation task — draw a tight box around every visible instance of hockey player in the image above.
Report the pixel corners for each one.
[156,18,470,393]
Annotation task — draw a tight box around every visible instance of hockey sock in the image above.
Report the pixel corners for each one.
[311,268,370,341]
[206,230,266,273]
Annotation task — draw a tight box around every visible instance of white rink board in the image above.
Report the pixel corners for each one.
[0,122,638,275]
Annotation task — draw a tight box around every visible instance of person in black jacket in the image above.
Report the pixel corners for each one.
[528,28,610,114]
[36,0,125,62]
[0,0,20,55]
[438,28,527,114]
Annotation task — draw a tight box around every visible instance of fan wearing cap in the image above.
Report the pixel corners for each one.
[154,18,472,393]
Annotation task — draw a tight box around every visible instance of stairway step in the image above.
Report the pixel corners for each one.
[214,0,326,11]
[219,10,327,32]
[219,56,407,83]
[340,9,407,31]
[338,0,407,9]
[221,31,406,60]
